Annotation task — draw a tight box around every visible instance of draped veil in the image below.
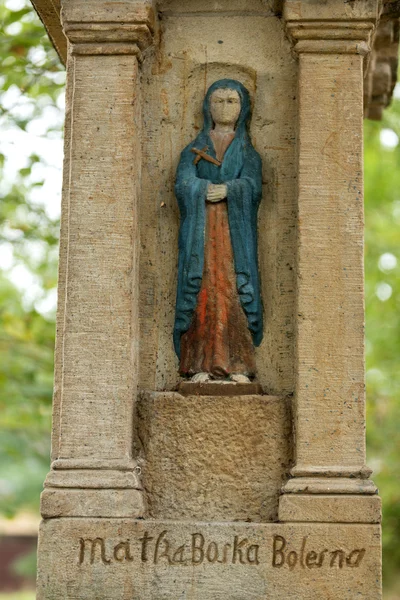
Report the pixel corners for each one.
[173,79,263,358]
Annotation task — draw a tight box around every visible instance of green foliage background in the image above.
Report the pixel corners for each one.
[0,0,399,596]
[0,0,63,519]
[365,112,400,594]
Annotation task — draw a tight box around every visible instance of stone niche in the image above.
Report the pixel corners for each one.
[135,0,297,528]
[32,0,388,598]
[138,0,297,395]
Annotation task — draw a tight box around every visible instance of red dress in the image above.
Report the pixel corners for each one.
[180,131,256,378]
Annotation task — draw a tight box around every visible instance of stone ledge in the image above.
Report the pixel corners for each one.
[44,469,142,489]
[40,488,145,518]
[279,494,382,523]
[61,0,156,29]
[282,477,378,495]
[283,0,380,22]
[30,0,157,64]
[63,22,153,50]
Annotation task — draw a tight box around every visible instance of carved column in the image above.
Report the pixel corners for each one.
[279,0,381,522]
[40,0,156,518]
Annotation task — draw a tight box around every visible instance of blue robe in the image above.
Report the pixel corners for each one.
[173,79,263,358]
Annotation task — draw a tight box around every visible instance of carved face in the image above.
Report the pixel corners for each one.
[210,88,241,128]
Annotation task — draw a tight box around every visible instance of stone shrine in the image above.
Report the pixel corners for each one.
[30,0,400,598]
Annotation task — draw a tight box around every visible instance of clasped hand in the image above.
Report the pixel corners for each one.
[206,184,227,203]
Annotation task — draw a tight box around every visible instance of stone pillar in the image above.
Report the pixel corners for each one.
[279,0,381,522]
[40,0,156,519]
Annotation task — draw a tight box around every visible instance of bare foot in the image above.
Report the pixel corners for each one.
[230,373,251,383]
[191,372,210,383]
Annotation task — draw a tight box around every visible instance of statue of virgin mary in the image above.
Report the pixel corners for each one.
[173,79,263,383]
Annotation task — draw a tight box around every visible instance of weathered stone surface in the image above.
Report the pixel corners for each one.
[56,53,141,464]
[30,0,66,63]
[42,0,150,513]
[137,393,292,522]
[284,21,369,481]
[364,14,400,119]
[40,489,145,518]
[279,494,382,523]
[284,0,380,21]
[279,2,381,529]
[62,0,156,27]
[37,519,382,600]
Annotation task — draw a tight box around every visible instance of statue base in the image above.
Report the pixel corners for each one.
[178,380,263,396]
[137,392,292,521]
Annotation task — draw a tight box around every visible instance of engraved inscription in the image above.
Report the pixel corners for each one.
[271,536,366,570]
[79,538,134,565]
[79,532,259,567]
[79,529,260,565]
[77,531,366,570]
[79,538,111,565]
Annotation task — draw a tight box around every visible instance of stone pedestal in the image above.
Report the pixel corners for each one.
[34,0,384,598]
[137,392,292,522]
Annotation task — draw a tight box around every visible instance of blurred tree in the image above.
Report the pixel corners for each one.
[0,0,64,516]
[364,102,400,592]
